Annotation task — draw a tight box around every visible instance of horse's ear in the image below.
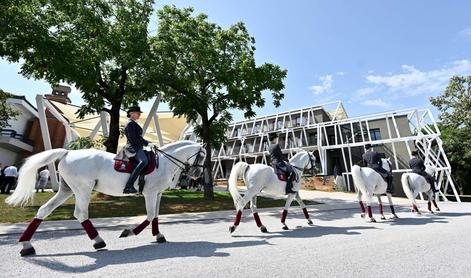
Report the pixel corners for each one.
[387,157,391,161]
[202,143,207,148]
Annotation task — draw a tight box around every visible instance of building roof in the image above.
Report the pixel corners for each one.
[48,100,187,146]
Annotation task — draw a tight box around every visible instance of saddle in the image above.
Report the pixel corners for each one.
[274,164,299,183]
[114,150,158,175]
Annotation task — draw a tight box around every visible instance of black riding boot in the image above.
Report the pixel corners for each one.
[285,174,295,194]
[386,176,394,194]
[123,162,146,194]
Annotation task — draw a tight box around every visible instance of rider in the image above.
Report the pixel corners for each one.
[123,106,149,194]
[361,144,394,194]
[268,132,295,194]
[409,150,438,193]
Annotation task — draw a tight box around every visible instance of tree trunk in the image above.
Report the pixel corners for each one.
[104,103,121,154]
[201,122,214,200]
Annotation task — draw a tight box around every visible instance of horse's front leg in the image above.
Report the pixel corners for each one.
[386,193,399,219]
[119,191,158,240]
[295,192,313,225]
[153,192,166,242]
[281,193,296,230]
[365,193,376,223]
[432,192,440,211]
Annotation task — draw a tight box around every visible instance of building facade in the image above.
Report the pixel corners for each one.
[181,101,459,200]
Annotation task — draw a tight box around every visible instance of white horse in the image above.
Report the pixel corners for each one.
[228,151,316,233]
[401,166,440,214]
[6,140,205,256]
[351,158,398,222]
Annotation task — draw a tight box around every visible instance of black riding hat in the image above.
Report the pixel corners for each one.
[127,106,143,117]
[268,132,279,141]
[365,144,372,150]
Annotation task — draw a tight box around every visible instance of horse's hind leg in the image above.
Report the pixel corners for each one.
[386,193,399,219]
[19,184,73,256]
[73,187,106,250]
[250,196,267,233]
[365,193,376,223]
[295,192,313,225]
[426,191,436,214]
[357,190,366,218]
[377,195,386,220]
[281,193,296,230]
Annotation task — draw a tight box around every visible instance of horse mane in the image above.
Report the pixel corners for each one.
[159,140,198,151]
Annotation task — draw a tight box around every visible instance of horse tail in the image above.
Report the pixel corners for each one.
[6,148,69,207]
[351,165,367,195]
[228,162,249,210]
[402,173,415,204]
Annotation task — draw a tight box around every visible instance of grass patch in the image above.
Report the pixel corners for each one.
[0,190,319,223]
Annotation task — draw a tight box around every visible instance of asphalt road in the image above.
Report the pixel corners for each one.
[1,202,471,278]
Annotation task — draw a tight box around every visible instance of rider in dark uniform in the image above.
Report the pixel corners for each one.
[361,144,394,194]
[123,106,149,194]
[409,150,438,193]
[268,132,295,194]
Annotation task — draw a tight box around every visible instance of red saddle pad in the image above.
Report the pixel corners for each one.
[114,151,157,175]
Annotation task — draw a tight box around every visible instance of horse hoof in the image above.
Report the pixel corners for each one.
[229,225,236,234]
[156,235,166,243]
[119,229,133,238]
[20,247,36,257]
[369,218,376,223]
[93,241,106,250]
[360,213,365,218]
[282,224,289,230]
[260,226,268,233]
[436,208,441,212]
[391,214,399,219]
[380,216,386,220]
[307,219,313,225]
[429,211,434,214]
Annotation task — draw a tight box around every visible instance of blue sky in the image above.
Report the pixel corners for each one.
[1,0,471,121]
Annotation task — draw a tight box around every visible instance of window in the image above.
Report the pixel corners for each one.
[369,128,382,141]
[295,116,306,127]
[277,121,283,130]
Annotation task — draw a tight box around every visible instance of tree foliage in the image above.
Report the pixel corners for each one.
[152,6,287,198]
[0,90,19,129]
[0,0,158,153]
[430,76,471,194]
[67,136,105,150]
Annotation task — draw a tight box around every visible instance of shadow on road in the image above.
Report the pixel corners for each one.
[25,239,270,273]
[232,224,377,239]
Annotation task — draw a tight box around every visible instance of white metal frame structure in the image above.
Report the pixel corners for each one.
[182,101,460,202]
[35,94,165,190]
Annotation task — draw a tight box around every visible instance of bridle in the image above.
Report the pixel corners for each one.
[152,145,205,173]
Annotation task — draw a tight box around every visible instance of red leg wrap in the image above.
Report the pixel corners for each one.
[379,204,384,215]
[302,208,310,219]
[152,218,160,236]
[359,201,366,213]
[234,210,242,226]
[428,202,432,211]
[413,204,419,212]
[253,212,262,227]
[19,218,43,242]
[133,220,150,235]
[281,209,288,223]
[81,219,98,240]
[390,205,396,214]
[367,206,373,218]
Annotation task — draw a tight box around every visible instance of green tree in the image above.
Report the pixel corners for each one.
[153,6,287,199]
[0,0,158,153]
[67,136,105,150]
[0,90,19,129]
[430,76,471,194]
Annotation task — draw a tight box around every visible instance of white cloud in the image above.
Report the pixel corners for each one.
[459,27,471,38]
[336,71,345,76]
[309,74,333,95]
[357,59,471,98]
[361,99,389,107]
